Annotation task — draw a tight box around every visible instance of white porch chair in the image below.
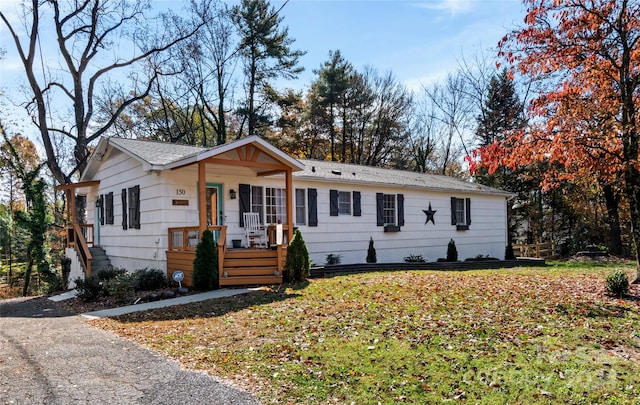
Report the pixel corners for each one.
[243,212,267,248]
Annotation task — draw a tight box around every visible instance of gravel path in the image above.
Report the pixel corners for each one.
[0,296,261,405]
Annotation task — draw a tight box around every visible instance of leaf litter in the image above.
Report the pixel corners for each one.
[92,264,640,404]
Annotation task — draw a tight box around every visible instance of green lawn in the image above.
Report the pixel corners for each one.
[94,262,640,404]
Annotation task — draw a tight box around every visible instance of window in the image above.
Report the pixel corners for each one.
[451,197,471,230]
[376,193,404,231]
[330,189,358,216]
[266,187,286,224]
[295,188,306,225]
[338,191,351,215]
[251,185,264,222]
[455,198,465,225]
[383,194,396,225]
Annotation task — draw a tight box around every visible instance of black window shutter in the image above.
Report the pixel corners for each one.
[397,194,404,227]
[329,189,339,216]
[239,184,250,226]
[121,188,128,230]
[134,186,141,229]
[450,197,457,225]
[353,191,361,217]
[376,193,384,226]
[106,192,114,224]
[99,195,104,225]
[129,185,140,229]
[466,198,472,226]
[308,188,318,227]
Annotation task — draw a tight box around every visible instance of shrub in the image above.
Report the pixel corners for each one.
[286,229,310,282]
[104,273,134,305]
[404,254,425,263]
[465,255,499,262]
[366,237,377,264]
[74,276,103,302]
[325,254,342,265]
[95,267,127,282]
[132,268,168,291]
[446,239,458,262]
[193,230,219,290]
[505,244,516,260]
[605,270,629,298]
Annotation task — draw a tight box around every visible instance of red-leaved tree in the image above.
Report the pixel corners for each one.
[468,0,640,278]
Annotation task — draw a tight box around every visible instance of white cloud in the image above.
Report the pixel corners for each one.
[415,0,475,15]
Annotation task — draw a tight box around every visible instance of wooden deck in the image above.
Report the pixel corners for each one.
[166,247,285,287]
[166,225,286,287]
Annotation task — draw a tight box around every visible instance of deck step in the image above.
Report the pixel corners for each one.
[222,267,279,277]
[224,249,277,259]
[223,258,278,268]
[219,275,282,286]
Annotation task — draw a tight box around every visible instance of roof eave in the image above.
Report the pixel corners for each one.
[293,174,515,197]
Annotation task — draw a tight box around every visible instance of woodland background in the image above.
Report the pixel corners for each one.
[1,0,639,293]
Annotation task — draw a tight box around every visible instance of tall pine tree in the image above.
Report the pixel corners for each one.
[472,70,534,245]
[232,0,305,137]
[474,69,525,189]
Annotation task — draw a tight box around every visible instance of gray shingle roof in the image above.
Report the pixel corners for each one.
[294,159,512,196]
[108,137,206,166]
[104,138,510,196]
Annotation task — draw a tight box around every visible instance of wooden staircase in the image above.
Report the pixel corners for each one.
[219,249,283,286]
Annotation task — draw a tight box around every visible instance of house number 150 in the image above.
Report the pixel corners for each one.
[176,189,186,195]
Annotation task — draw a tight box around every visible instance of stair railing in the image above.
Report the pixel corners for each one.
[70,223,93,277]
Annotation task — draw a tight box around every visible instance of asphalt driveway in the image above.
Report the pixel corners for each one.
[0,296,261,404]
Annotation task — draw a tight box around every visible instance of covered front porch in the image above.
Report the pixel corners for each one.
[166,225,290,286]
[164,137,304,287]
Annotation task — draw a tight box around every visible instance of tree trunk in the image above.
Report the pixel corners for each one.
[22,255,33,297]
[625,162,640,283]
[601,183,622,256]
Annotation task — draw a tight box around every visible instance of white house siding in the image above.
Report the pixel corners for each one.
[282,179,509,266]
[85,149,173,272]
[195,172,510,266]
[77,140,509,273]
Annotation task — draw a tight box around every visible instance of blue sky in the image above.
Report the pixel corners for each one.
[1,0,527,90]
[270,0,527,90]
[0,0,527,136]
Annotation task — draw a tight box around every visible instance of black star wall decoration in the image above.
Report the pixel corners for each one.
[423,202,437,225]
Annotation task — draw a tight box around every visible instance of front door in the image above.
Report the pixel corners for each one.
[206,183,224,226]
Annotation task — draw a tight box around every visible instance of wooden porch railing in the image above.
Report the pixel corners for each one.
[67,223,94,277]
[168,225,227,251]
[513,241,555,258]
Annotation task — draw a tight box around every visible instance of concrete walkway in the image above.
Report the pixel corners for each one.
[77,287,263,319]
[0,293,262,404]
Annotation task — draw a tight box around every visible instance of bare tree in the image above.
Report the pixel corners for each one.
[354,67,412,167]
[419,73,474,177]
[409,94,440,173]
[0,0,204,184]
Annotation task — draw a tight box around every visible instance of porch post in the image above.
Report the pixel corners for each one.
[198,161,207,232]
[285,169,294,242]
[68,189,75,223]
